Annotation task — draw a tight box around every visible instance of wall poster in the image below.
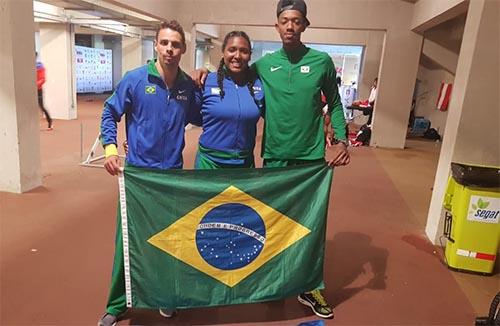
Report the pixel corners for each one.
[75,45,113,93]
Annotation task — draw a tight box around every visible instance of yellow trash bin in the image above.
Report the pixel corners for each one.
[443,163,500,274]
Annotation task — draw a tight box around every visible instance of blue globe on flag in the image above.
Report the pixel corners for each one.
[195,203,266,270]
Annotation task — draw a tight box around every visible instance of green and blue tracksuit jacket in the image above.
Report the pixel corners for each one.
[101,60,202,169]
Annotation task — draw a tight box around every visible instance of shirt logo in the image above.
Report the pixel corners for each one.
[145,85,156,94]
[178,89,186,94]
[176,95,188,101]
[270,66,282,72]
[211,87,221,95]
[300,66,310,73]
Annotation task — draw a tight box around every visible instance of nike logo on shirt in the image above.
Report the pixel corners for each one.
[178,89,186,94]
[270,66,282,72]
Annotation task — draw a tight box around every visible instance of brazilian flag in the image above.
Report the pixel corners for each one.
[119,163,332,309]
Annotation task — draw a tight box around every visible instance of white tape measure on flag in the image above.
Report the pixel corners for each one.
[118,170,133,308]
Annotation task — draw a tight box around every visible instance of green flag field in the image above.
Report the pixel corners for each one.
[118,163,332,309]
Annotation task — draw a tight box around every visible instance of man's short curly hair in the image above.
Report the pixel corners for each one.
[155,20,186,46]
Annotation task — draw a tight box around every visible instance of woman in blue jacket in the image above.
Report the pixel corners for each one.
[195,31,264,169]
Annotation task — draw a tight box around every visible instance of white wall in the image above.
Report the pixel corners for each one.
[101,36,122,90]
[142,39,154,64]
[0,0,42,192]
[39,23,77,120]
[93,35,104,48]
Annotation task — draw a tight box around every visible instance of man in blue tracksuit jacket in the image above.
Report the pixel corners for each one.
[98,20,201,326]
[100,59,201,169]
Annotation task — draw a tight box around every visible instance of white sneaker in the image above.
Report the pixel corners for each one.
[159,308,177,318]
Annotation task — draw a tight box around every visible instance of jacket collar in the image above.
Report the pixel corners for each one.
[279,44,308,62]
[147,59,189,87]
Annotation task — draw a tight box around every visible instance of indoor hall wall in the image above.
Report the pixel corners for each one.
[35,31,40,52]
[122,37,142,75]
[0,0,42,192]
[207,42,222,72]
[39,23,77,120]
[142,39,154,64]
[412,0,468,32]
[93,35,105,48]
[114,0,423,149]
[115,0,412,30]
[103,36,122,90]
[414,64,453,135]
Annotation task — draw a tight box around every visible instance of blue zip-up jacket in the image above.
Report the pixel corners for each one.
[198,72,264,164]
[101,60,202,169]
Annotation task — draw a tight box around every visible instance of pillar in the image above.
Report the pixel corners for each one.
[370,29,423,148]
[39,23,77,120]
[425,0,499,243]
[0,0,42,193]
[122,36,143,75]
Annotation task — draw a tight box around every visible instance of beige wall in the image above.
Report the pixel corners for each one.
[415,64,453,135]
[412,0,468,32]
[452,1,499,166]
[122,37,143,75]
[197,24,220,39]
[422,38,459,74]
[115,0,423,148]
[208,42,222,72]
[0,0,42,193]
[39,23,77,120]
[142,39,154,64]
[371,28,422,148]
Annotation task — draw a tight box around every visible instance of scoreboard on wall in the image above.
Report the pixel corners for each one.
[75,45,113,93]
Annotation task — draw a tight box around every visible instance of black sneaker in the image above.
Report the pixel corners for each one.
[298,290,334,319]
[97,313,118,326]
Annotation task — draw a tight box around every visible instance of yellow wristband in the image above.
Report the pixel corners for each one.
[104,144,118,158]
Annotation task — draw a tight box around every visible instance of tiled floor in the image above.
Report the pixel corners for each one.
[0,96,497,325]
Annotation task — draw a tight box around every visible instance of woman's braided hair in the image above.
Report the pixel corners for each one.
[216,31,256,100]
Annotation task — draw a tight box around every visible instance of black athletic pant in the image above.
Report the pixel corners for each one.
[38,89,52,128]
[362,107,373,125]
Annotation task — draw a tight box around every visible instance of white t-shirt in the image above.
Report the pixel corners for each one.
[368,86,377,104]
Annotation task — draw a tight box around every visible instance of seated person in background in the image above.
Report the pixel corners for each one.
[349,77,377,126]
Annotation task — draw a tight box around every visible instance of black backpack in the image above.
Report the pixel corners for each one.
[423,128,441,140]
[355,124,371,145]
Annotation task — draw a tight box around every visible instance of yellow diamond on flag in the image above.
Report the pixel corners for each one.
[148,185,311,287]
